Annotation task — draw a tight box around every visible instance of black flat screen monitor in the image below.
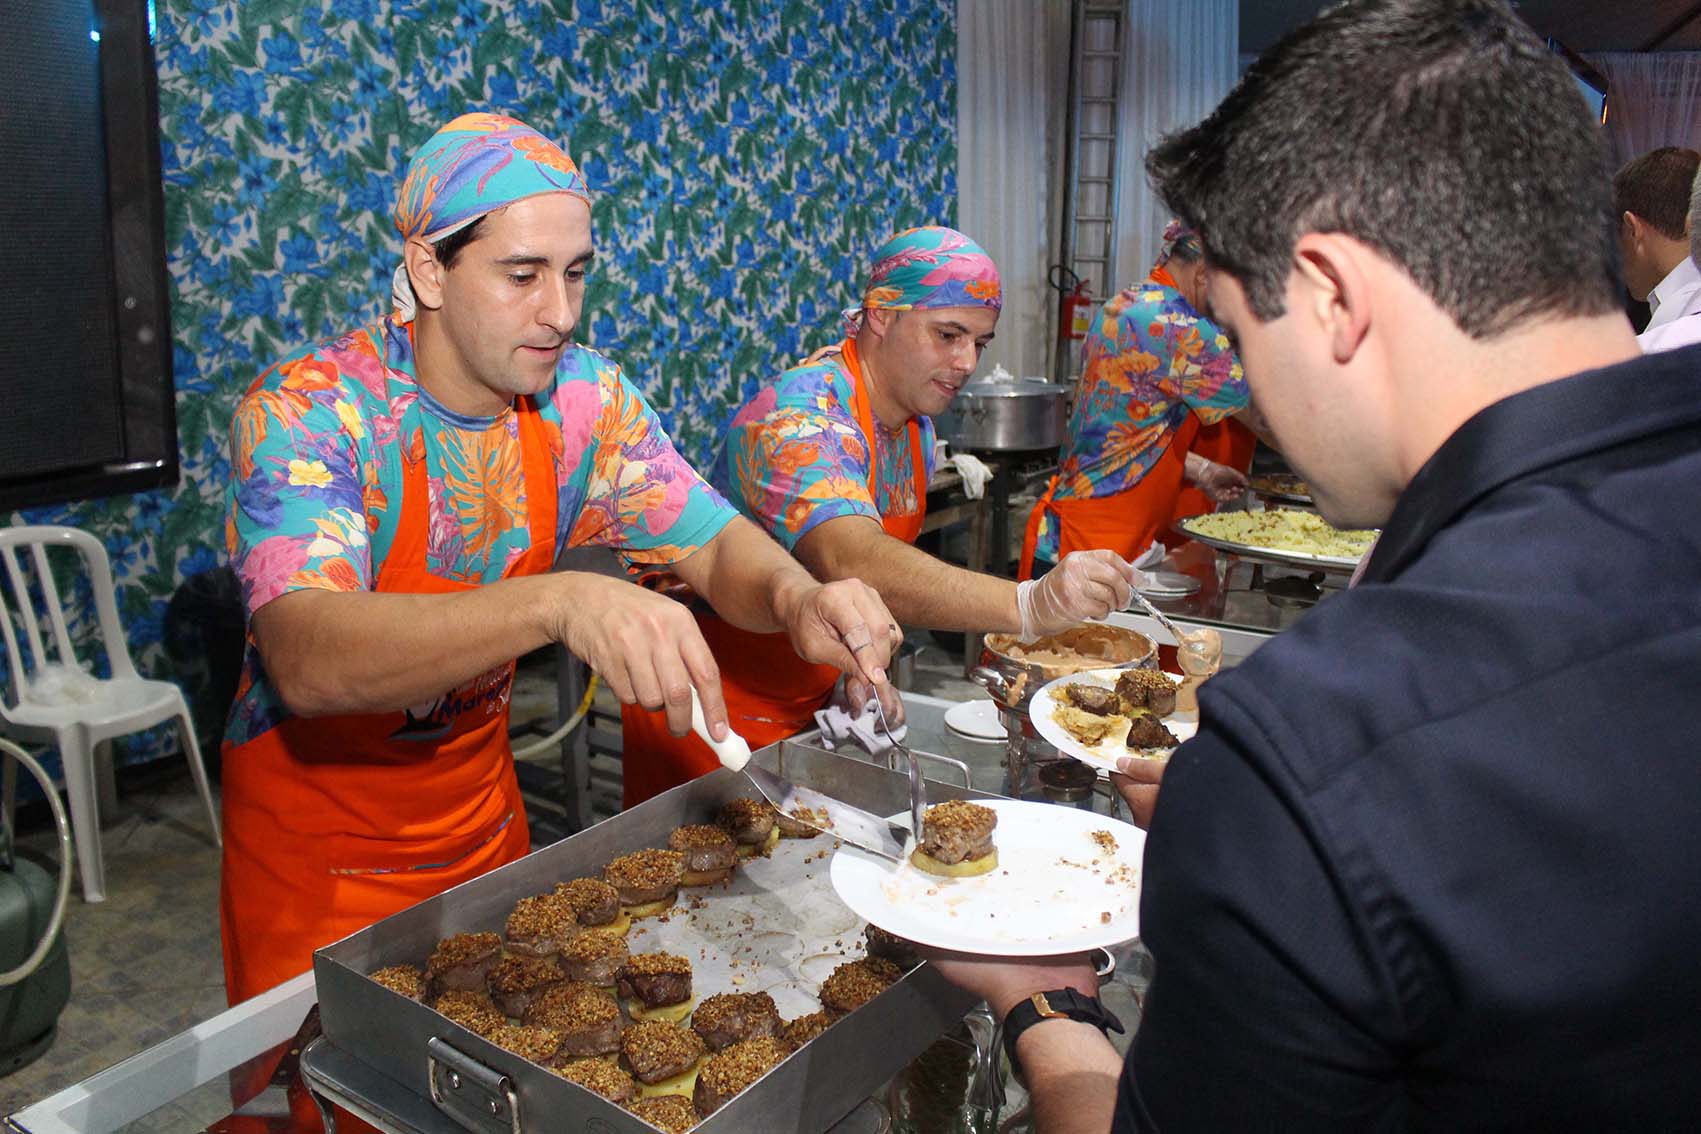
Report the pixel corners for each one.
[1547,37,1608,126]
[0,0,177,511]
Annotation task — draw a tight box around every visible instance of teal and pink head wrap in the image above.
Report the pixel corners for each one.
[845,225,1002,333]
[390,112,592,319]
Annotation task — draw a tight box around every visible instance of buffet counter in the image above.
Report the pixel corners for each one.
[7,695,1148,1134]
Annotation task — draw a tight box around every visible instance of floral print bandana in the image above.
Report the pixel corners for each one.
[1155,218,1204,269]
[844,225,1002,332]
[390,112,592,318]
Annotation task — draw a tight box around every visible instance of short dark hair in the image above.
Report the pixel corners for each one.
[1613,147,1701,241]
[431,216,487,269]
[1147,0,1620,339]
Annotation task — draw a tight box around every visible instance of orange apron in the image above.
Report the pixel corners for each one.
[1170,416,1257,523]
[621,339,926,805]
[219,397,558,1005]
[1019,414,1200,580]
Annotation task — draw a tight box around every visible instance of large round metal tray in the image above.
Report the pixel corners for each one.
[1174,513,1368,575]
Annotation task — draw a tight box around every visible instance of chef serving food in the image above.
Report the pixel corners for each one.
[622,226,1137,803]
[1020,221,1262,579]
[220,112,898,1003]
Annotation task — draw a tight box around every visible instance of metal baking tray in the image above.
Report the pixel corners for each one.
[311,741,989,1133]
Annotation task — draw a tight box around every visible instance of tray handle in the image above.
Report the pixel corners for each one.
[427,1035,522,1134]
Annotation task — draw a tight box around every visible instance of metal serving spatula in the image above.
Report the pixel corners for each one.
[689,689,910,862]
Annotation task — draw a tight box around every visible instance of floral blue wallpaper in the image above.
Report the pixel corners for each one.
[9,0,956,767]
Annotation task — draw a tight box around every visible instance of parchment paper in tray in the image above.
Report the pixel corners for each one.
[312,744,989,1133]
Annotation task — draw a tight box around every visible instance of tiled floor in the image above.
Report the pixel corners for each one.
[0,637,977,1121]
[0,766,227,1117]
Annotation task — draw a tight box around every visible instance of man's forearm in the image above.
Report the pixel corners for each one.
[1017,1020,1124,1134]
[250,574,567,717]
[794,516,1022,633]
[672,517,817,634]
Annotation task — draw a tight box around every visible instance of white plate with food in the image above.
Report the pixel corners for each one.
[829,798,1146,955]
[943,698,1006,742]
[1030,668,1197,774]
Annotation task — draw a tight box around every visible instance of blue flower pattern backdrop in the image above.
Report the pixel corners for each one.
[10,0,956,767]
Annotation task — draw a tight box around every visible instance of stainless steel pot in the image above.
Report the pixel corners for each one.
[935,377,1067,452]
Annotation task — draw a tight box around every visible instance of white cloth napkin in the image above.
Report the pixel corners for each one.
[813,683,908,757]
[1132,540,1166,570]
[948,452,994,499]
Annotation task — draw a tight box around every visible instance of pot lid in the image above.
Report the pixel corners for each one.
[957,376,1067,398]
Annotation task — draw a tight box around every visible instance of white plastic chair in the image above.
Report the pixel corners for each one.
[0,525,221,902]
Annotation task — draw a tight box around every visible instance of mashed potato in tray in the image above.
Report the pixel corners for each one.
[1183,509,1377,560]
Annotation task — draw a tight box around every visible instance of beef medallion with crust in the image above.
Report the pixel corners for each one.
[620,1019,707,1090]
[603,849,685,917]
[691,990,781,1051]
[505,891,581,957]
[617,952,695,1021]
[668,824,739,886]
[555,1057,638,1103]
[910,800,998,877]
[424,931,502,995]
[558,929,630,987]
[718,798,779,856]
[692,1035,790,1117]
[486,953,568,1018]
[819,957,905,1015]
[526,983,624,1058]
[624,1094,698,1132]
[556,876,627,933]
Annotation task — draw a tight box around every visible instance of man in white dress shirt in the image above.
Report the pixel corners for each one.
[1639,164,1701,354]
[1612,146,1701,347]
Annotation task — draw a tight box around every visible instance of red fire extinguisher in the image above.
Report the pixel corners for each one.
[1049,265,1094,344]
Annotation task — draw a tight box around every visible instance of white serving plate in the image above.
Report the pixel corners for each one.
[830,798,1145,955]
[1029,667,1197,774]
[942,698,1006,742]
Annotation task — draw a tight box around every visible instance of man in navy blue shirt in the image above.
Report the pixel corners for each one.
[929,2,1701,1131]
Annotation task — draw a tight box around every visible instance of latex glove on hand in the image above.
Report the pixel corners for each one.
[1014,550,1137,638]
[1187,455,1248,504]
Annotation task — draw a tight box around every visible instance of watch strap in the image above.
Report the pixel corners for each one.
[1001,988,1125,1083]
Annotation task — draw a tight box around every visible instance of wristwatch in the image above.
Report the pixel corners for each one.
[1001,988,1125,1083]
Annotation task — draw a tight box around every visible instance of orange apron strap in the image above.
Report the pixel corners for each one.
[1019,475,1061,581]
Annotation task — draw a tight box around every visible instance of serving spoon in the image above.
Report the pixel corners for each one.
[1127,589,1221,676]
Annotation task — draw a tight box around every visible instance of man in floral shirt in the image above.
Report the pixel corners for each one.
[220,113,897,1004]
[622,227,1137,803]
[1021,223,1256,577]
